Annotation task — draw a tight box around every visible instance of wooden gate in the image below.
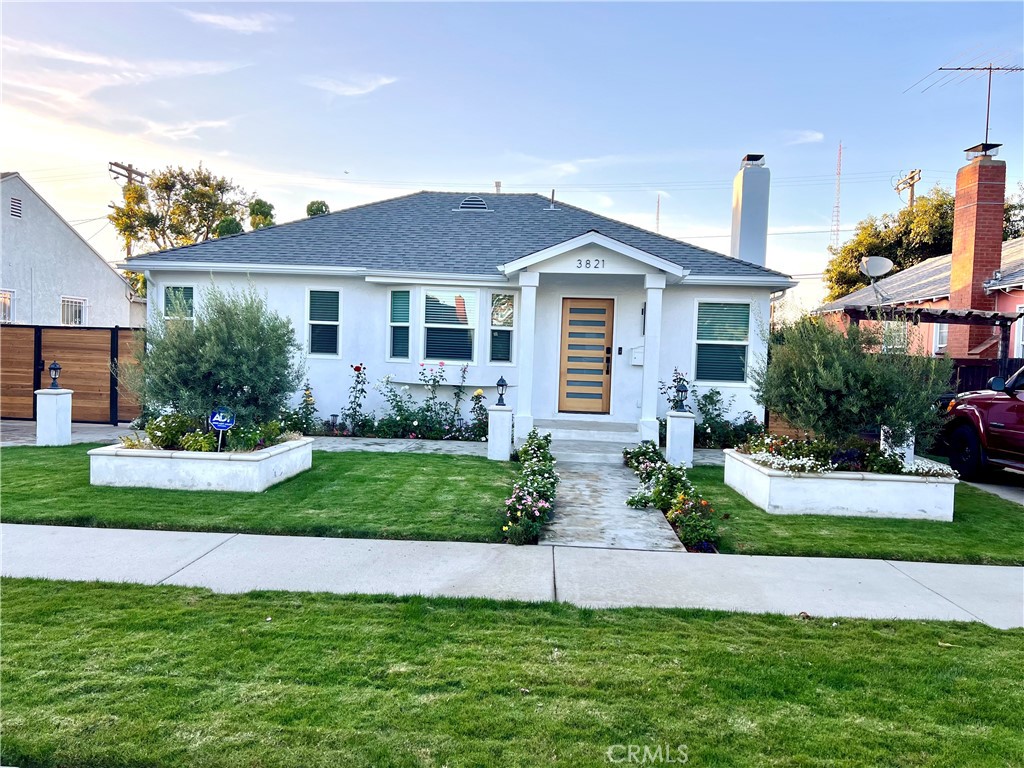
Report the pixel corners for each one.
[0,325,143,424]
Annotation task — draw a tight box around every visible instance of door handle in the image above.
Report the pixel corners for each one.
[605,355,611,375]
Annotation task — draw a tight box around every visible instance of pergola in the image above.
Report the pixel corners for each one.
[842,305,1023,375]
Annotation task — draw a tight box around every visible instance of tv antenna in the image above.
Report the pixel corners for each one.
[830,141,842,249]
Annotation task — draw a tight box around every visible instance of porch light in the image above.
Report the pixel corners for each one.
[496,376,508,407]
[330,414,339,427]
[675,381,690,412]
[48,361,62,389]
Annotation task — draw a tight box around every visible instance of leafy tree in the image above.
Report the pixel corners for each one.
[306,200,330,217]
[214,216,244,238]
[109,165,249,254]
[823,184,1023,301]
[124,270,147,298]
[119,286,304,427]
[249,198,275,229]
[752,316,952,447]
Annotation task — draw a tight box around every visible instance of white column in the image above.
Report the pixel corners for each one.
[639,273,666,443]
[36,388,73,446]
[666,410,695,468]
[515,271,539,437]
[487,405,513,461]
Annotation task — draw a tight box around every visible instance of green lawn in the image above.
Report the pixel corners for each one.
[2,579,1022,767]
[0,445,517,543]
[689,466,1024,565]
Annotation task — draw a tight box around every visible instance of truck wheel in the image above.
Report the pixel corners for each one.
[948,425,984,480]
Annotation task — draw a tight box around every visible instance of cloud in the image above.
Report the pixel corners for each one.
[141,118,234,141]
[181,10,289,35]
[302,75,398,98]
[786,130,825,146]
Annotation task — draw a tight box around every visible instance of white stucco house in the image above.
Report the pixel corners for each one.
[0,172,146,328]
[125,155,793,442]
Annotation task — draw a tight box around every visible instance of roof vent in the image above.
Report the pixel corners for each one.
[10,197,22,218]
[457,195,488,211]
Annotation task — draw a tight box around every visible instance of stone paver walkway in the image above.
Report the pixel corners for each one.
[0,420,135,447]
[4,523,1021,628]
[542,462,683,551]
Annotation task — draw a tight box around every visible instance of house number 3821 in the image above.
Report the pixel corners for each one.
[575,258,605,269]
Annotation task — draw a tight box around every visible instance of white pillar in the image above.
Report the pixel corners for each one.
[487,405,513,461]
[881,426,916,469]
[515,271,539,437]
[639,273,666,443]
[36,388,73,446]
[666,410,695,468]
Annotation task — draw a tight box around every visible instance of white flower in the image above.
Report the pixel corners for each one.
[482,437,487,441]
[412,420,418,426]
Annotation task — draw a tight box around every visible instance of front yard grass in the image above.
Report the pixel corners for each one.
[689,466,1024,565]
[0,445,517,543]
[3,579,1022,768]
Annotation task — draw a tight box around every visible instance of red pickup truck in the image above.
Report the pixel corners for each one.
[944,366,1024,480]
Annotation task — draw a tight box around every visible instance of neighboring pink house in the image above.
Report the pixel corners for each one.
[820,147,1023,361]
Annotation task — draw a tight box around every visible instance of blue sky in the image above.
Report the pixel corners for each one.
[2,2,1022,310]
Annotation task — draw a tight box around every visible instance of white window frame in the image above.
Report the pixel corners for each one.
[488,291,517,365]
[60,296,88,327]
[0,289,14,324]
[162,284,196,319]
[306,287,341,358]
[421,287,480,365]
[692,299,752,385]
[387,288,413,362]
[933,322,949,356]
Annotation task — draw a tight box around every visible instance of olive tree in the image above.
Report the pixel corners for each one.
[122,286,304,427]
[751,316,952,447]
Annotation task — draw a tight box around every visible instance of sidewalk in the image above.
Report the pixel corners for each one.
[3,523,1021,629]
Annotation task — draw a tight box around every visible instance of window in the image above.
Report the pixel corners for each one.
[0,290,13,323]
[424,289,477,362]
[308,290,340,355]
[10,198,22,218]
[695,302,749,382]
[934,323,949,355]
[389,290,411,359]
[1017,306,1024,358]
[163,286,194,318]
[60,296,87,326]
[489,293,515,363]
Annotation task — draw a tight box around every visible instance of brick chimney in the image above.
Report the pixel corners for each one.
[945,152,1005,358]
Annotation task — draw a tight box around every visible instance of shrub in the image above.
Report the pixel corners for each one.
[180,430,217,452]
[693,388,764,449]
[118,431,153,450]
[342,364,372,435]
[120,286,303,430]
[658,367,691,411]
[519,429,554,465]
[503,429,559,545]
[650,463,691,511]
[666,491,718,549]
[752,316,952,447]
[146,413,202,450]
[469,389,488,440]
[622,441,664,473]
[225,421,285,452]
[281,381,322,435]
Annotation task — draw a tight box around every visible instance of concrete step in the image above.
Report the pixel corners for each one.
[549,439,632,465]
[534,420,642,444]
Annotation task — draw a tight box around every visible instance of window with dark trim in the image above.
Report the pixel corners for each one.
[489,293,514,363]
[424,290,477,362]
[309,290,340,355]
[389,290,411,359]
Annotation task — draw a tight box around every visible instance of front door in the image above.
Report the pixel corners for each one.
[558,298,614,414]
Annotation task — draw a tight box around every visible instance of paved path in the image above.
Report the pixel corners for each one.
[542,462,683,551]
[3,524,1021,629]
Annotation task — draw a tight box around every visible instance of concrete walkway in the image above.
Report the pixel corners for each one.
[3,523,1021,629]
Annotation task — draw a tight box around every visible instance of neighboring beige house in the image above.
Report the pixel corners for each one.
[0,172,145,327]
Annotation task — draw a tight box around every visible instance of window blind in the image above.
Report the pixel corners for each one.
[696,303,749,342]
[309,291,339,322]
[425,291,476,327]
[164,286,194,318]
[695,345,747,382]
[391,290,410,324]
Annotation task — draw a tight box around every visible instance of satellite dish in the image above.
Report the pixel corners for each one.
[859,257,894,278]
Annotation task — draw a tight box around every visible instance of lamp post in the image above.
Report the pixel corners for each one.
[675,380,690,412]
[496,376,508,407]
[48,361,62,390]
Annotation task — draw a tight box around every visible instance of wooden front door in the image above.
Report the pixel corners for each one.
[558,298,614,414]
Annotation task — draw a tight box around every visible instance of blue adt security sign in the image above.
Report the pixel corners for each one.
[209,406,236,431]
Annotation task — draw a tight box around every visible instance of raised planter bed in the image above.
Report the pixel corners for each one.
[88,438,314,493]
[723,449,957,522]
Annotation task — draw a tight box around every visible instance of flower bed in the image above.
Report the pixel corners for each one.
[623,441,719,552]
[502,429,559,545]
[724,448,957,522]
[89,437,314,493]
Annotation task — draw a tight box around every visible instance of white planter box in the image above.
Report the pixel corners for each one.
[723,449,956,522]
[88,438,314,493]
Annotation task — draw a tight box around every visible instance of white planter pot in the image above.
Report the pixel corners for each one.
[723,449,956,522]
[88,437,314,493]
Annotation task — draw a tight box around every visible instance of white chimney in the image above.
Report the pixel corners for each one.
[729,154,770,266]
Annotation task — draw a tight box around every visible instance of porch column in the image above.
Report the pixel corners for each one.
[515,271,539,437]
[640,273,666,443]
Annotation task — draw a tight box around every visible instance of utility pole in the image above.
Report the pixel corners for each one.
[108,162,148,259]
[894,169,922,208]
[655,193,661,234]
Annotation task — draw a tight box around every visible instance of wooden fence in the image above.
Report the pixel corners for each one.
[0,325,143,424]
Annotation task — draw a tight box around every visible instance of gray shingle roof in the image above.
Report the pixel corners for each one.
[127,191,791,281]
[819,236,1024,311]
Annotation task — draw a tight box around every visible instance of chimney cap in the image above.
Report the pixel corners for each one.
[964,142,1001,159]
[741,154,766,167]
